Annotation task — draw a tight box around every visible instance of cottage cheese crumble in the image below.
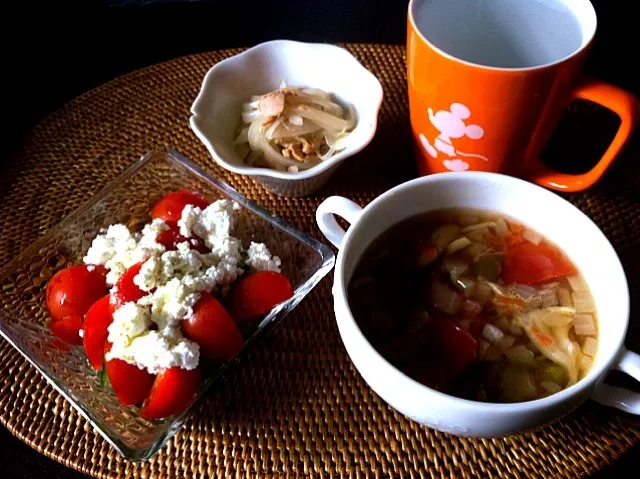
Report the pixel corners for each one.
[104,299,201,374]
[84,199,281,374]
[245,242,281,273]
[83,219,168,286]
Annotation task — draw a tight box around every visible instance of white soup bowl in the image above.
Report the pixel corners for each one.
[316,172,639,436]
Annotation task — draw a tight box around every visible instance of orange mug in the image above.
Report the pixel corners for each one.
[407,0,639,192]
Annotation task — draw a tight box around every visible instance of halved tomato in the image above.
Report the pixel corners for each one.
[49,315,83,345]
[182,292,244,362]
[226,271,294,323]
[428,315,478,375]
[104,343,155,406]
[157,227,209,253]
[83,295,113,370]
[151,190,210,227]
[46,264,108,322]
[111,262,146,312]
[140,367,202,419]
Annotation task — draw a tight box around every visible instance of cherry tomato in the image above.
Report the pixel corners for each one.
[428,315,477,375]
[182,292,244,362]
[46,264,108,322]
[104,343,155,406]
[151,190,210,227]
[157,227,209,253]
[140,367,202,419]
[227,271,294,323]
[111,262,146,312]
[83,295,113,370]
[501,241,577,285]
[48,315,83,345]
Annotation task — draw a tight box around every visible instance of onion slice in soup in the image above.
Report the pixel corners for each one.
[430,281,462,315]
[482,323,504,343]
[518,307,580,385]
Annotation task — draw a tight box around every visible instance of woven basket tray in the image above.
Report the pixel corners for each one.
[1,44,639,478]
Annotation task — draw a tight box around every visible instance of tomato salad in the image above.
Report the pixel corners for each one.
[45,190,294,419]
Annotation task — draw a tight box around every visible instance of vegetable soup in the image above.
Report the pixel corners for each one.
[348,209,597,403]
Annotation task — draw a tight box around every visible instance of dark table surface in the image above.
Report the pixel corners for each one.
[2,1,640,477]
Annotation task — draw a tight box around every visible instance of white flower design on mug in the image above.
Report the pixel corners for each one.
[419,103,488,172]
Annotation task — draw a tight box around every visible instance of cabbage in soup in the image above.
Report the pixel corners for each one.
[348,209,597,403]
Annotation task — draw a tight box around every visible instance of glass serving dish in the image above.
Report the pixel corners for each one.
[0,150,335,460]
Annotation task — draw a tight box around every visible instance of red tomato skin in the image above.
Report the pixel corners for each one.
[83,295,114,370]
[157,227,209,253]
[501,242,577,285]
[150,190,210,226]
[182,292,244,361]
[227,271,294,323]
[111,262,146,312]
[428,315,477,375]
[140,367,202,419]
[46,264,108,322]
[104,343,155,406]
[49,315,83,345]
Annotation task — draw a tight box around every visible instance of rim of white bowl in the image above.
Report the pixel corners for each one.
[190,39,384,181]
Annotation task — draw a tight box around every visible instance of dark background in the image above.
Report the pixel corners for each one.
[2,0,639,477]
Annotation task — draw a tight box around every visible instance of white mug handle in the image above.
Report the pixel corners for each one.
[591,347,640,414]
[315,196,364,249]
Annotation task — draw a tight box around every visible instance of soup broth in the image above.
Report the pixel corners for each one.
[348,209,598,403]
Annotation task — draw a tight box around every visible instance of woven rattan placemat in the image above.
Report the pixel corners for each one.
[1,45,639,478]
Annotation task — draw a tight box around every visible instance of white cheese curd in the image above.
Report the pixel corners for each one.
[138,277,203,328]
[106,299,200,374]
[133,255,162,292]
[245,242,281,272]
[205,260,243,297]
[107,302,152,346]
[95,197,281,374]
[136,201,245,296]
[108,330,200,374]
[177,204,200,239]
[178,200,240,249]
[83,219,168,285]
[208,235,242,263]
[137,219,170,252]
[135,243,208,292]
[83,224,137,285]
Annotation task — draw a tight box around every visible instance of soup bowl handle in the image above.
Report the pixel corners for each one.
[316,196,364,248]
[591,347,640,415]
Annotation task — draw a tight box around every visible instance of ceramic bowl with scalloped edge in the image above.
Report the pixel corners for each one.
[190,40,383,197]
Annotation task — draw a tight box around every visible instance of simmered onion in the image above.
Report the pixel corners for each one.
[234,86,356,172]
[505,345,536,368]
[482,323,504,343]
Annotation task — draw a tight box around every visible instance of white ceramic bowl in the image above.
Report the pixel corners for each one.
[190,40,384,197]
[316,172,640,437]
